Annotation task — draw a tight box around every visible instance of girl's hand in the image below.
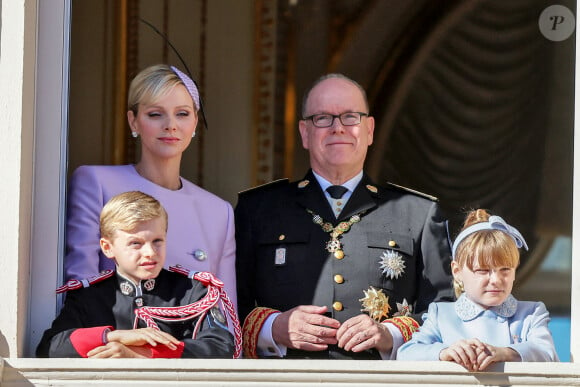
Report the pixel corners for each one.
[439,338,487,371]
[476,344,521,371]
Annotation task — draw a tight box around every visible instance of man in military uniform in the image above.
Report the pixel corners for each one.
[235,74,453,359]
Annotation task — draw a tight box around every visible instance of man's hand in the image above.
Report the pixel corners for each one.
[272,305,340,351]
[336,314,393,353]
[106,328,180,350]
[87,342,152,358]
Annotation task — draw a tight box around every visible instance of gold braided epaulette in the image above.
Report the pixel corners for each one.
[238,178,289,196]
[385,182,438,202]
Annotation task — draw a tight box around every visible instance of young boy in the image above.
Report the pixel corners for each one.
[37,191,240,358]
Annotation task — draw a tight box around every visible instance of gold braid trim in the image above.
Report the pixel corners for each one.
[383,316,420,342]
[242,306,279,359]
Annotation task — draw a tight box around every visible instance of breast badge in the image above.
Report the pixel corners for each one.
[275,247,286,265]
[359,286,390,321]
[211,306,227,325]
[379,250,405,279]
[393,298,413,317]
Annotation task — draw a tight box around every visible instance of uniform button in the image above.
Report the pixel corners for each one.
[334,274,344,284]
[334,250,345,259]
[279,234,285,241]
[333,301,343,311]
[388,240,396,247]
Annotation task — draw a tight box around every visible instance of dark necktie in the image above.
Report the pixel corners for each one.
[326,185,348,199]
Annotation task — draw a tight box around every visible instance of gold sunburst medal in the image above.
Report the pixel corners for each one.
[359,286,390,321]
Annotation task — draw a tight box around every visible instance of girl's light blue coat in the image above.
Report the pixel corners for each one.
[397,294,559,362]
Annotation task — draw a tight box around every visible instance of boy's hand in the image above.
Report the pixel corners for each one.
[87,342,152,358]
[106,328,180,349]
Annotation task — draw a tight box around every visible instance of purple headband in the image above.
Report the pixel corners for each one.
[170,66,200,111]
[451,215,528,259]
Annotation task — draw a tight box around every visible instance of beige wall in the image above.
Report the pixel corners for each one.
[0,0,37,358]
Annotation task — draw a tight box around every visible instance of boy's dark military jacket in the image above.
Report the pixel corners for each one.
[36,269,234,358]
[235,170,453,359]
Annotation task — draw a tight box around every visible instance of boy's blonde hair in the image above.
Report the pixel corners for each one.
[100,191,168,239]
[127,64,199,114]
[453,209,520,297]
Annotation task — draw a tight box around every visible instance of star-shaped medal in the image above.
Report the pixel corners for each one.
[379,250,406,279]
[393,298,413,317]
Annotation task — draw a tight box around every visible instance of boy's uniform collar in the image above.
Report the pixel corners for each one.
[116,271,156,297]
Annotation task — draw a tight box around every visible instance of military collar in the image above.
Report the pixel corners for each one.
[295,170,380,222]
[310,169,363,195]
[335,174,380,220]
[116,271,156,297]
[455,294,518,321]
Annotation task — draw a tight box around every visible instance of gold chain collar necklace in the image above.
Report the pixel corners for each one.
[306,209,366,259]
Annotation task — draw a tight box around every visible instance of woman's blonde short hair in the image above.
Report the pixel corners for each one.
[127,64,198,114]
[100,191,168,240]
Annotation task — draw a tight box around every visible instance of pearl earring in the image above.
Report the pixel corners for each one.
[192,132,196,138]
[454,278,465,293]
[132,132,138,138]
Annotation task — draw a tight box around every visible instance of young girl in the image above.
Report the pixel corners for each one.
[397,209,558,370]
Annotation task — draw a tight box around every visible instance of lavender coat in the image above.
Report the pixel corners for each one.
[64,165,237,315]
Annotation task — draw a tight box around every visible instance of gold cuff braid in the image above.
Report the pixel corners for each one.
[383,316,419,342]
[242,306,279,358]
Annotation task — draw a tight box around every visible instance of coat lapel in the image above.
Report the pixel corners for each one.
[294,170,336,222]
[337,173,379,221]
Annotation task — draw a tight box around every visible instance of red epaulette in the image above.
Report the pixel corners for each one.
[169,265,224,288]
[169,264,195,278]
[56,270,115,294]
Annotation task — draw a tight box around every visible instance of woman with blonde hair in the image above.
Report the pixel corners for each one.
[64,65,237,322]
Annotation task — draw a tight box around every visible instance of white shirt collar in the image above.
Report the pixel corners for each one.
[311,170,363,198]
